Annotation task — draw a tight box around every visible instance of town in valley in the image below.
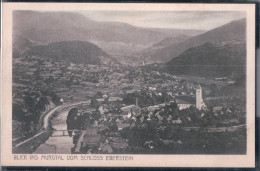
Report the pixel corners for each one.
[12,11,247,154]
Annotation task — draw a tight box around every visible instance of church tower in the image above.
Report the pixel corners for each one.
[196,85,203,110]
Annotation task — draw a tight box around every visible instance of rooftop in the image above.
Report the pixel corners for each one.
[121,105,140,112]
[83,134,101,144]
[176,95,196,105]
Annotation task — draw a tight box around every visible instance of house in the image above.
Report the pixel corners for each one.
[144,140,155,148]
[157,103,166,108]
[173,118,182,124]
[157,126,166,131]
[109,137,128,150]
[226,108,232,113]
[83,134,101,147]
[120,105,141,118]
[162,140,174,145]
[162,139,182,145]
[97,98,105,102]
[155,112,163,121]
[121,105,140,113]
[109,97,123,102]
[176,98,194,110]
[147,105,160,112]
[167,92,173,96]
[213,106,223,113]
[99,143,113,153]
[118,121,130,130]
[85,127,99,135]
[175,85,206,110]
[214,77,227,81]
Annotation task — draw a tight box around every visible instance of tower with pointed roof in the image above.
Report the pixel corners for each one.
[196,84,203,110]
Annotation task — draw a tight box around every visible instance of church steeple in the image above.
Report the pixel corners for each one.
[196,84,203,110]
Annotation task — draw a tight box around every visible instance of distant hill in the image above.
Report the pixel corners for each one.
[153,35,190,48]
[151,18,246,63]
[147,28,204,37]
[13,11,204,56]
[140,35,190,56]
[13,35,40,58]
[13,11,163,45]
[25,41,110,65]
[13,35,34,52]
[164,42,246,78]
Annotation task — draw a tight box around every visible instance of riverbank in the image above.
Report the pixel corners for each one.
[12,101,90,154]
[34,108,74,154]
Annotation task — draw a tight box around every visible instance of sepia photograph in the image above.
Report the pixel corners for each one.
[1,3,255,167]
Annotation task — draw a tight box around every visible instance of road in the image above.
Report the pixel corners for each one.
[182,124,246,132]
[13,100,90,154]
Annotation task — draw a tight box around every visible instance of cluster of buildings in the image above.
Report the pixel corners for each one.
[14,54,241,155]
[72,83,208,153]
[176,85,206,110]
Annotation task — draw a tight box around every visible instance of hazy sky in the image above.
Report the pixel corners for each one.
[79,11,245,30]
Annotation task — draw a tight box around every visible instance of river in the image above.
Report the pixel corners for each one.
[34,108,74,154]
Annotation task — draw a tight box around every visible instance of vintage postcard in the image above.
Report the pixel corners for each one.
[1,3,255,167]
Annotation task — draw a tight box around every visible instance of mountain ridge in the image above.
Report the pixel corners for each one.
[150,18,246,63]
[139,35,190,56]
[24,40,112,65]
[13,11,204,56]
[164,42,246,78]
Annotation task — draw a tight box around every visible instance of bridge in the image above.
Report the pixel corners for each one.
[13,100,91,153]
[51,130,86,137]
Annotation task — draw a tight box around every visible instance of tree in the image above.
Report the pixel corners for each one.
[94,92,103,99]
[91,110,102,121]
[13,104,26,121]
[34,68,42,80]
[36,96,50,111]
[91,97,99,108]
[66,107,78,136]
[23,94,37,112]
[51,93,62,105]
[104,97,109,104]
